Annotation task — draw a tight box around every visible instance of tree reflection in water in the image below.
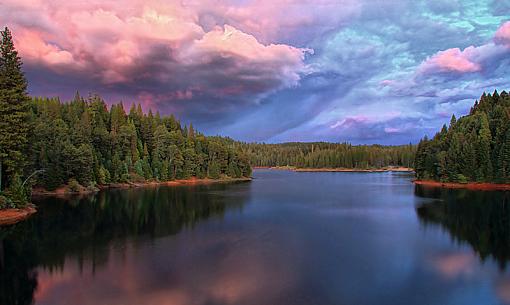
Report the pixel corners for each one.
[0,183,249,305]
[415,185,510,270]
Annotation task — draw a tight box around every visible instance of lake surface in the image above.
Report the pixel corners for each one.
[1,169,510,305]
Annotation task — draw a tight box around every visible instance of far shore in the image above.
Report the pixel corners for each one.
[254,166,414,173]
[414,180,510,191]
[0,205,37,226]
[31,176,252,197]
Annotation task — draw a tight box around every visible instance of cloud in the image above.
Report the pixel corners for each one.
[495,21,510,46]
[326,113,421,141]
[419,48,481,74]
[418,21,510,76]
[2,0,310,114]
[1,0,509,143]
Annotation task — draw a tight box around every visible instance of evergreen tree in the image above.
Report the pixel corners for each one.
[415,90,510,183]
[0,27,253,204]
[477,113,493,181]
[0,27,30,200]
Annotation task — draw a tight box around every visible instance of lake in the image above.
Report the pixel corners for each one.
[1,169,510,305]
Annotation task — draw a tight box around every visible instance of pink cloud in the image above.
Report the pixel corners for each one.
[330,112,402,130]
[417,21,510,77]
[2,0,311,102]
[419,48,481,74]
[380,79,395,86]
[186,0,362,43]
[330,115,369,129]
[495,21,510,47]
[180,25,310,87]
[15,29,74,67]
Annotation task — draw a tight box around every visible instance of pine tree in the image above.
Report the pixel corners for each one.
[0,27,30,197]
[501,129,510,182]
[477,113,493,181]
[449,114,456,129]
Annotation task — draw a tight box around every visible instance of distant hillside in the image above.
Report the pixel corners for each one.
[241,142,415,169]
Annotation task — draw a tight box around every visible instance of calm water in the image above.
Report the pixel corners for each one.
[2,169,510,305]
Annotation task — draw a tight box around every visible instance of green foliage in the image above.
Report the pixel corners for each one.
[98,166,110,185]
[0,27,31,196]
[208,161,221,179]
[455,174,468,184]
[241,142,415,169]
[0,28,251,207]
[415,90,510,183]
[6,174,27,207]
[67,178,81,193]
[0,194,9,209]
[26,95,251,189]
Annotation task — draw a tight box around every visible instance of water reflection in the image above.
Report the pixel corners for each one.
[415,185,510,269]
[3,171,510,305]
[0,183,249,305]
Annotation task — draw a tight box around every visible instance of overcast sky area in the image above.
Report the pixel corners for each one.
[2,0,510,144]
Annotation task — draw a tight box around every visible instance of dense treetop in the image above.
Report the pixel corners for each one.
[415,90,510,183]
[242,142,415,169]
[27,94,252,192]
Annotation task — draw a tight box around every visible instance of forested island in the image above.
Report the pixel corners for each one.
[242,142,415,171]
[0,27,251,216]
[415,90,510,186]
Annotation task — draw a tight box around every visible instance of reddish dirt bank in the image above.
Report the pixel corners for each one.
[32,177,252,196]
[254,166,414,172]
[102,177,252,190]
[32,185,99,197]
[414,180,510,191]
[294,167,414,173]
[0,206,37,226]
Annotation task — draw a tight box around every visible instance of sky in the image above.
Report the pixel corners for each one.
[1,0,510,144]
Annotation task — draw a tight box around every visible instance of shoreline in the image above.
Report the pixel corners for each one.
[0,205,37,226]
[31,176,252,196]
[102,176,252,190]
[4,176,251,225]
[254,166,414,173]
[414,180,510,191]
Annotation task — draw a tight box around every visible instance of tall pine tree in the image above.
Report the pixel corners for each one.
[0,27,30,197]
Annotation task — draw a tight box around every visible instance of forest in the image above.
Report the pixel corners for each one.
[28,96,252,188]
[242,142,415,169]
[0,27,251,209]
[415,90,510,183]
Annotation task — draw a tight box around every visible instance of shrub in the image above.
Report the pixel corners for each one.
[8,174,28,208]
[456,174,468,184]
[68,178,82,192]
[0,195,8,209]
[208,161,221,179]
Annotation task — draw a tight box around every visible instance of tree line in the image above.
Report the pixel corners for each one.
[0,27,251,209]
[415,90,510,183]
[241,142,415,169]
[28,95,252,189]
